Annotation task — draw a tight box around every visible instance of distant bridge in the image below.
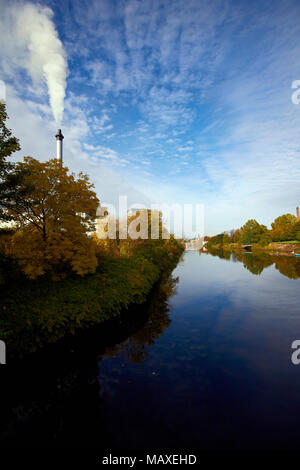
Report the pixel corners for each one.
[185,239,205,251]
[242,245,252,251]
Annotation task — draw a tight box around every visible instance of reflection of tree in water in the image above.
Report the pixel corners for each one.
[240,252,273,275]
[207,247,300,279]
[104,276,179,364]
[210,247,274,276]
[272,256,300,279]
[205,247,231,259]
[0,276,179,446]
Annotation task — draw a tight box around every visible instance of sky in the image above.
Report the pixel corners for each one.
[1,0,300,236]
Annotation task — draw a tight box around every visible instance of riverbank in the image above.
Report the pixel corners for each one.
[0,241,184,357]
[262,241,300,255]
[205,241,300,256]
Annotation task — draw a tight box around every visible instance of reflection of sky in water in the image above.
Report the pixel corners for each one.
[98,252,300,450]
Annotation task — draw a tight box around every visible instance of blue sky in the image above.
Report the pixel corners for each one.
[1,0,300,235]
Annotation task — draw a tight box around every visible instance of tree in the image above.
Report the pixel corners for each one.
[271,213,297,229]
[206,233,225,249]
[232,229,242,243]
[293,221,300,241]
[222,233,230,245]
[0,101,21,221]
[6,157,99,279]
[257,232,272,246]
[240,219,269,244]
[270,213,298,241]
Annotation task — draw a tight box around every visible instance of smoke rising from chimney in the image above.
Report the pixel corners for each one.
[8,3,68,125]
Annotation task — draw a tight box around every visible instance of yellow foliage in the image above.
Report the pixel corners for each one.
[6,157,99,279]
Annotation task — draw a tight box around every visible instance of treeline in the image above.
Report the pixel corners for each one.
[0,102,184,355]
[207,214,300,249]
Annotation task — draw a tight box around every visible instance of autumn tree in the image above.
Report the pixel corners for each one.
[94,208,183,273]
[206,233,225,248]
[293,221,300,241]
[270,213,298,241]
[95,208,168,257]
[240,219,269,244]
[6,157,99,279]
[222,233,230,245]
[0,101,21,221]
[257,232,272,246]
[232,229,242,243]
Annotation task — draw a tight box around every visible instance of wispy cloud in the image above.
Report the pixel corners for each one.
[2,0,300,234]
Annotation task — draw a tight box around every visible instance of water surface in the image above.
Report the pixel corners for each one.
[1,251,300,451]
[97,251,300,451]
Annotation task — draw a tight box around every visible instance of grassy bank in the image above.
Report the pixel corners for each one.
[0,241,183,356]
[205,241,300,256]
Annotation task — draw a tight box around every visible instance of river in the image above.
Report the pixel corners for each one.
[1,250,300,451]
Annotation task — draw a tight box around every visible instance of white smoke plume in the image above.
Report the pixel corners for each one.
[0,2,68,125]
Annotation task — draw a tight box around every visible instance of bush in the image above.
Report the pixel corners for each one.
[0,240,184,356]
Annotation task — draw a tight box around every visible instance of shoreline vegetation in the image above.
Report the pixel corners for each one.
[0,244,183,357]
[206,241,300,256]
[203,246,300,280]
[204,215,300,257]
[0,102,184,357]
[203,215,300,280]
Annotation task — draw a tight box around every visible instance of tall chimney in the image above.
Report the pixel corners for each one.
[56,129,64,164]
[297,206,300,221]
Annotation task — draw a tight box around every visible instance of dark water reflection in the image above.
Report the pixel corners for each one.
[97,251,300,451]
[1,251,300,450]
[209,247,300,279]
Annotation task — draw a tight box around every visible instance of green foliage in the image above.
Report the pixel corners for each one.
[0,256,157,354]
[0,240,183,355]
[271,213,297,229]
[273,256,300,280]
[5,157,100,279]
[207,212,300,251]
[293,221,300,242]
[223,233,230,245]
[0,101,20,162]
[270,214,298,241]
[232,229,241,243]
[240,219,268,244]
[0,101,21,221]
[206,233,225,249]
[0,109,184,355]
[257,232,272,246]
[241,252,273,275]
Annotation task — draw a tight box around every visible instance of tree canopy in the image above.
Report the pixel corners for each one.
[6,157,99,279]
[0,101,21,221]
[239,219,269,244]
[271,213,297,229]
[270,213,298,241]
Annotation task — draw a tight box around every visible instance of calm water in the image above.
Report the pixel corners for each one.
[1,251,300,450]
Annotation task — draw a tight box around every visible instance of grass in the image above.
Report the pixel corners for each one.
[273,240,300,244]
[0,242,184,356]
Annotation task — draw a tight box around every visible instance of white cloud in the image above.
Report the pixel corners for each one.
[3,0,300,235]
[0,1,68,124]
[4,84,150,209]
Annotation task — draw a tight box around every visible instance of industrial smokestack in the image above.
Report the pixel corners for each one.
[56,129,64,163]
